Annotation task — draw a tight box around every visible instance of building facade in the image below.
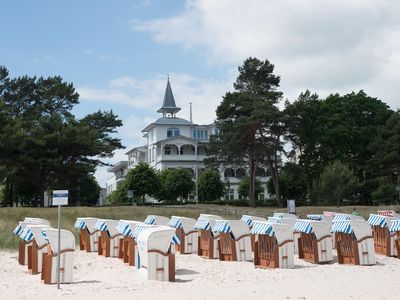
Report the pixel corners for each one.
[106,80,270,201]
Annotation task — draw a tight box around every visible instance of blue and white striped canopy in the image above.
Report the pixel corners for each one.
[332,214,352,222]
[212,220,232,234]
[389,220,400,232]
[240,215,253,226]
[194,218,211,230]
[331,221,353,234]
[144,216,156,225]
[116,222,132,236]
[293,220,314,234]
[171,234,181,245]
[367,214,387,227]
[13,224,23,236]
[74,219,85,229]
[94,220,108,231]
[250,222,274,236]
[132,224,152,239]
[169,217,182,229]
[307,214,323,221]
[21,228,34,241]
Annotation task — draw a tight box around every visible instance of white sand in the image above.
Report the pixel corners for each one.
[1,250,399,300]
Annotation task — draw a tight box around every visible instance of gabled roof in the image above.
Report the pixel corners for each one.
[125,145,147,155]
[107,161,128,172]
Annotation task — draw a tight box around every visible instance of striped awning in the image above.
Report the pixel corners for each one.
[332,214,352,222]
[74,219,85,229]
[367,214,387,227]
[331,221,353,234]
[21,228,34,241]
[13,224,23,236]
[212,220,231,234]
[94,220,107,231]
[171,234,181,245]
[240,215,253,226]
[250,222,274,236]
[144,216,156,225]
[389,220,400,232]
[307,214,323,221]
[132,224,151,239]
[194,218,211,230]
[293,220,313,234]
[169,217,182,229]
[116,221,132,236]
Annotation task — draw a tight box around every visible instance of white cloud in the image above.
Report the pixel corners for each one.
[132,0,400,109]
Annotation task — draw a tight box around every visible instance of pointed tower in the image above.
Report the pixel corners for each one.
[157,78,181,117]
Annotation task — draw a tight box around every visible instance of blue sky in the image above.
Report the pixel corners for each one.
[2,0,400,185]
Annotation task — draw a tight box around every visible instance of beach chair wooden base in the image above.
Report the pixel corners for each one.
[147,249,175,282]
[198,230,217,259]
[218,233,237,261]
[118,236,130,263]
[41,248,75,284]
[254,236,279,268]
[175,228,197,254]
[18,240,28,265]
[98,231,122,257]
[337,235,359,265]
[298,233,319,264]
[396,235,400,259]
[80,229,99,252]
[128,238,136,266]
[372,226,392,256]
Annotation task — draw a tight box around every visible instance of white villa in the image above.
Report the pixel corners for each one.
[106,79,271,201]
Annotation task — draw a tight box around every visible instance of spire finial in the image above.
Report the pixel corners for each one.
[167,73,170,81]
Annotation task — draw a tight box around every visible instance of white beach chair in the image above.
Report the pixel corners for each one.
[13,218,50,265]
[74,217,100,252]
[213,220,252,262]
[41,228,75,284]
[251,221,294,268]
[293,219,333,264]
[137,226,177,282]
[331,220,376,265]
[268,217,300,255]
[169,216,198,254]
[116,220,143,265]
[19,224,52,274]
[195,214,223,259]
[95,219,123,257]
[367,213,399,257]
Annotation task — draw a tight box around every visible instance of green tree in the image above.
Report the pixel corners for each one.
[211,57,284,207]
[124,163,160,204]
[238,176,263,200]
[0,66,123,206]
[311,161,360,206]
[198,169,224,202]
[158,168,195,203]
[268,162,308,205]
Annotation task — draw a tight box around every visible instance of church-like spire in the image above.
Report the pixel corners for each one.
[157,78,181,117]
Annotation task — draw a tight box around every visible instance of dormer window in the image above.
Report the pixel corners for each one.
[167,128,180,138]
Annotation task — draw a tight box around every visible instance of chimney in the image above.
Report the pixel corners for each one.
[189,102,193,122]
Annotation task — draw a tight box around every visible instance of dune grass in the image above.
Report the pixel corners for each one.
[1,204,399,250]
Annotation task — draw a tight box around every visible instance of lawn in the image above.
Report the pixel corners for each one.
[1,204,399,250]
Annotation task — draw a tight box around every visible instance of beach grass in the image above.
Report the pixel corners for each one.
[1,204,399,250]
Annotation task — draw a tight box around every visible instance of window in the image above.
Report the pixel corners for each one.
[167,128,180,138]
[228,189,234,200]
[164,146,171,155]
[192,129,208,140]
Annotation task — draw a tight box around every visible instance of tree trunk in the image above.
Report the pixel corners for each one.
[4,178,13,207]
[249,156,255,207]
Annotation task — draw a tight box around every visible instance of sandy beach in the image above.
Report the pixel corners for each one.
[1,249,399,300]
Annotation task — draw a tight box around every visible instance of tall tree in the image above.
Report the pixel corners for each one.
[158,168,194,203]
[211,57,284,207]
[198,169,225,202]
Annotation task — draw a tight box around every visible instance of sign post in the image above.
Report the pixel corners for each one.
[287,199,296,214]
[127,190,136,206]
[52,190,68,290]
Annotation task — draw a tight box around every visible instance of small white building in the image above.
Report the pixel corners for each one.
[106,79,271,201]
